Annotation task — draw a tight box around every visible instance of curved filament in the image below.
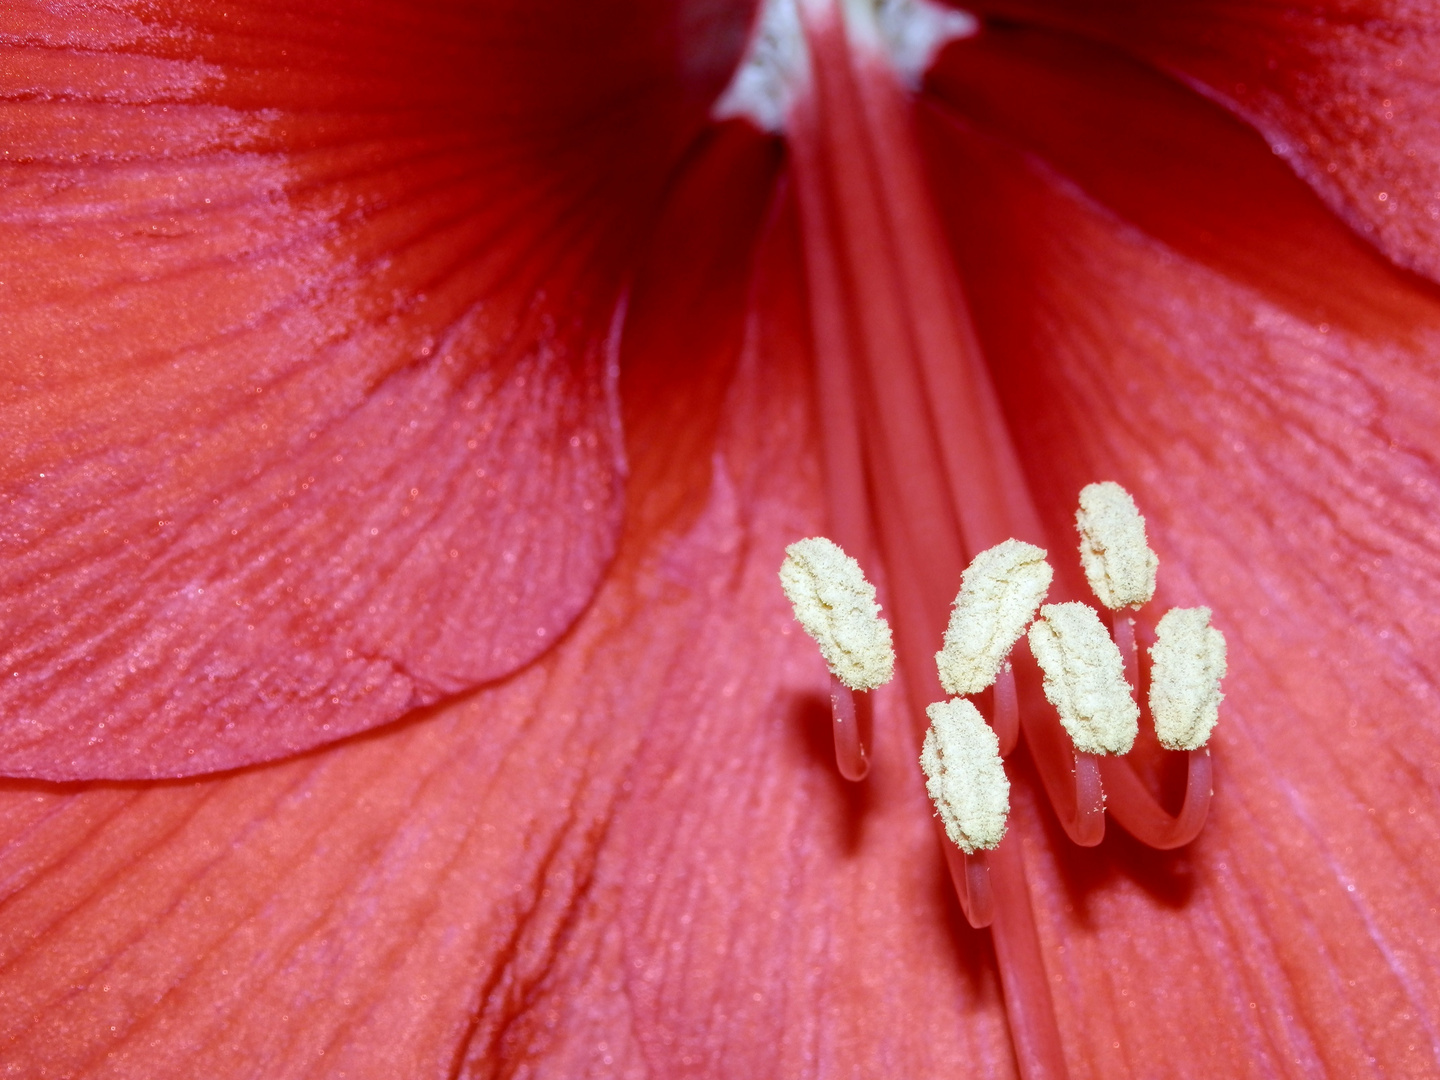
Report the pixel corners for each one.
[990,663,1020,757]
[1099,748,1213,850]
[941,833,995,928]
[1020,703,1106,847]
[989,839,1073,1080]
[830,675,871,781]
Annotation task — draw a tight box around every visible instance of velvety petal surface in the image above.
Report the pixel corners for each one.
[6,6,1440,1080]
[0,0,745,779]
[966,0,1440,283]
[921,35,1440,1075]
[0,124,1023,1078]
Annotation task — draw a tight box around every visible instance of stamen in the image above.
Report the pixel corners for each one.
[921,698,1010,853]
[941,839,994,929]
[829,673,871,780]
[1148,606,1227,751]
[1099,748,1213,850]
[779,536,895,691]
[775,5,1093,1074]
[1027,602,1140,755]
[924,697,1007,930]
[990,661,1019,757]
[988,842,1073,1080]
[1019,685,1107,848]
[936,539,1052,697]
[1075,481,1158,611]
[1111,611,1139,689]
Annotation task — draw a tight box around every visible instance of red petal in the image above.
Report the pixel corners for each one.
[10,86,1438,1071]
[962,0,1440,282]
[8,7,1439,1076]
[926,23,1434,355]
[921,63,1440,1076]
[0,125,1021,1077]
[0,0,744,779]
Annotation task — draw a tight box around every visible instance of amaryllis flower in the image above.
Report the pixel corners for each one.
[3,0,1439,1076]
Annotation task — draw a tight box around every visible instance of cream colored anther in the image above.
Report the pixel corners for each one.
[1076,481,1158,610]
[779,537,895,691]
[921,698,1010,853]
[1027,602,1139,755]
[935,539,1051,696]
[1149,607,1227,750]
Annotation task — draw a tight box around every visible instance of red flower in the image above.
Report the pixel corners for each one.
[3,1,1439,1077]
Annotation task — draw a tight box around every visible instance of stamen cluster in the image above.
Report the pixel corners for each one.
[777,482,1227,857]
[920,481,1227,850]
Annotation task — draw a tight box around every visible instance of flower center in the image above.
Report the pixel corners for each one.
[747,5,1229,1079]
[713,0,977,132]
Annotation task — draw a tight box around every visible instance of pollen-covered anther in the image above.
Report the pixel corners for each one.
[1075,481,1159,610]
[779,536,895,690]
[1149,607,1228,750]
[921,698,1010,853]
[1027,602,1139,755]
[935,539,1051,696]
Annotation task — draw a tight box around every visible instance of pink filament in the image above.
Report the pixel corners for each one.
[941,832,995,929]
[1017,678,1106,847]
[829,675,871,781]
[1101,608,1213,846]
[990,663,1020,757]
[1113,612,1139,688]
[989,840,1073,1080]
[1101,749,1213,849]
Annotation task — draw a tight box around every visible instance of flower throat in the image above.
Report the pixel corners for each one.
[724,3,1227,1079]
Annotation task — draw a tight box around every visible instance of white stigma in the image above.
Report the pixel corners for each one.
[1149,607,1228,750]
[712,0,977,132]
[935,539,1051,696]
[1075,481,1158,610]
[921,698,1010,853]
[1027,602,1139,755]
[872,0,977,88]
[712,0,808,133]
[779,536,895,690]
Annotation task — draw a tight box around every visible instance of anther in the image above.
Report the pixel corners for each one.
[935,539,1051,697]
[921,698,1010,853]
[780,536,895,691]
[1148,606,1227,750]
[1075,481,1158,610]
[1027,602,1139,755]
